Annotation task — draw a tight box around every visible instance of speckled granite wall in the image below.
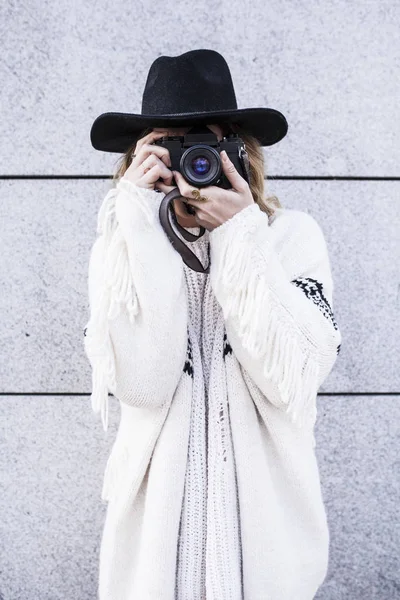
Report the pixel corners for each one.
[0,0,399,598]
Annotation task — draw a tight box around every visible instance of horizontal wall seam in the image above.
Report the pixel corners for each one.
[0,176,400,181]
[1,392,399,397]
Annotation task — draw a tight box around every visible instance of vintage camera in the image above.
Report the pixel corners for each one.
[153,124,252,271]
[153,124,251,214]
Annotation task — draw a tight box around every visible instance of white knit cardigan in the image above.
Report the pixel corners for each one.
[83,175,342,600]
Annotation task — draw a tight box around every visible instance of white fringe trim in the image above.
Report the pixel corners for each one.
[101,441,130,502]
[84,183,145,432]
[213,231,321,430]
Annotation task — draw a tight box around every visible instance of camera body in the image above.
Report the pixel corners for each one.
[153,124,251,189]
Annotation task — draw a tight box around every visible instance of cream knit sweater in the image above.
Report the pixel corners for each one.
[175,226,242,599]
[83,176,342,600]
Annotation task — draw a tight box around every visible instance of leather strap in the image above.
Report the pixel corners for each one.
[158,187,210,274]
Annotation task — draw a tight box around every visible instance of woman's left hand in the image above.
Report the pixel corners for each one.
[154,150,255,232]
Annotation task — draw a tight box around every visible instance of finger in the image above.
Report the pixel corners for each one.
[135,130,168,154]
[140,154,172,180]
[172,170,203,200]
[134,143,171,168]
[140,162,172,186]
[220,150,247,192]
[155,179,175,193]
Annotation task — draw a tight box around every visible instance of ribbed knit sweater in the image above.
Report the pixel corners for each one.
[175,226,242,599]
[83,175,342,600]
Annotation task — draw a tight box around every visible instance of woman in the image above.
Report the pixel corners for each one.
[84,49,342,600]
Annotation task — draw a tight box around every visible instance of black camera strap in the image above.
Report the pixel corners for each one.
[158,187,210,274]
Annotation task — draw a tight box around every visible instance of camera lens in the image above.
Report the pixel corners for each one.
[191,155,210,175]
[180,145,222,186]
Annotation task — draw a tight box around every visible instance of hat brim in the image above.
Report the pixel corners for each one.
[90,107,288,152]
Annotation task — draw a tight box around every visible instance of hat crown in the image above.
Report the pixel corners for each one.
[141,49,238,116]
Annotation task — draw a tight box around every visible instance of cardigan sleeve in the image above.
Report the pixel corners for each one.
[83,176,188,431]
[208,202,342,429]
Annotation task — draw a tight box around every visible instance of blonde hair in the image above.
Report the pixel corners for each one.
[112,123,282,217]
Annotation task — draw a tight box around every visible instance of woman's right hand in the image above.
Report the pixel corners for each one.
[123,130,174,190]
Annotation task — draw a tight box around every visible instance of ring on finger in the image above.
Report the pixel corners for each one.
[191,188,208,202]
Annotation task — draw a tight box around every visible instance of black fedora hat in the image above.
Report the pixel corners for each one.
[90,48,288,153]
